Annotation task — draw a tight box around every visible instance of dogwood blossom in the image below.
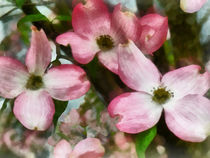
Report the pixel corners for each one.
[56,0,168,74]
[180,0,207,13]
[54,138,105,158]
[0,27,90,131]
[108,40,210,142]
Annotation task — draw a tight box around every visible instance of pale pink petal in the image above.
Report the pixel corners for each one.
[108,92,163,134]
[114,132,131,150]
[118,40,161,93]
[54,139,72,158]
[25,27,51,75]
[70,138,105,158]
[138,14,168,54]
[162,65,209,100]
[0,56,29,98]
[13,91,55,131]
[44,64,90,100]
[111,4,139,42]
[98,48,118,74]
[63,109,81,125]
[56,32,99,64]
[164,94,210,142]
[180,0,207,13]
[72,0,111,36]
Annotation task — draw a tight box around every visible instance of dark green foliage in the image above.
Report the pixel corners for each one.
[53,99,68,127]
[17,14,49,44]
[15,0,25,8]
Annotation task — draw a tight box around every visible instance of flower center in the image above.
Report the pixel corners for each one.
[26,74,43,90]
[96,35,114,51]
[152,86,173,104]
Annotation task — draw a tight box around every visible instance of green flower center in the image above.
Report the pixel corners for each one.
[96,35,114,51]
[26,74,43,90]
[152,87,173,104]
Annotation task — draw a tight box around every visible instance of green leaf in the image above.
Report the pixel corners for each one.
[17,14,49,28]
[53,15,72,22]
[17,14,48,44]
[0,98,9,113]
[163,40,175,66]
[135,126,157,158]
[15,0,25,8]
[53,99,68,127]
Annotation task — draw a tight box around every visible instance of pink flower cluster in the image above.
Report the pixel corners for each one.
[54,138,105,158]
[56,0,168,74]
[56,0,210,143]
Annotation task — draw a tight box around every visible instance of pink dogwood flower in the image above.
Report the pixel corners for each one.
[0,27,90,131]
[56,0,168,74]
[54,138,105,158]
[108,40,210,142]
[180,0,207,13]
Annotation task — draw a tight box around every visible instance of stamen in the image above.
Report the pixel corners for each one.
[96,35,114,51]
[26,74,44,90]
[152,86,173,105]
[145,30,155,42]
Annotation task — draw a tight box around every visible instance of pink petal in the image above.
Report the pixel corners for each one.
[56,32,99,64]
[164,94,210,142]
[114,132,131,150]
[44,64,90,100]
[54,139,72,158]
[108,92,163,134]
[13,91,55,131]
[180,0,207,13]
[162,65,209,100]
[138,14,168,54]
[0,56,29,98]
[98,48,118,74]
[111,4,139,42]
[70,138,105,158]
[25,27,51,75]
[72,0,111,36]
[118,40,161,93]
